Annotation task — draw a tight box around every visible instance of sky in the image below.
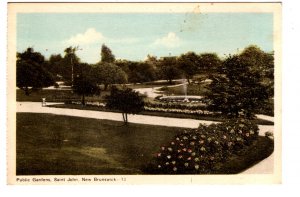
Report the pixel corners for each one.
[17,13,273,64]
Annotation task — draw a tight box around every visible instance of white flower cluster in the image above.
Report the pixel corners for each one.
[144,106,214,115]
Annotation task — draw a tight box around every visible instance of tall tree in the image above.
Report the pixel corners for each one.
[94,62,127,90]
[45,54,64,80]
[205,48,271,118]
[17,48,54,95]
[106,86,144,125]
[72,63,100,105]
[101,44,115,63]
[177,52,199,83]
[198,53,222,73]
[158,56,181,84]
[238,45,274,97]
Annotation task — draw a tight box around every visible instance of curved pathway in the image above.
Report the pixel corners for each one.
[16,102,274,136]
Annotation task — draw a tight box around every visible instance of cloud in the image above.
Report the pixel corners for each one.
[152,32,181,48]
[64,28,140,46]
[65,28,105,45]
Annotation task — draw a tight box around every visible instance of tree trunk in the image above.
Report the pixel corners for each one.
[82,94,85,105]
[104,84,108,90]
[24,87,30,96]
[125,113,128,124]
[122,113,126,124]
[187,77,191,84]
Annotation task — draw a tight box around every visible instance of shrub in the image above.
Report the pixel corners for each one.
[54,82,59,88]
[145,118,259,174]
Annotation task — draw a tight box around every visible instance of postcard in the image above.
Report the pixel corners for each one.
[7,2,281,184]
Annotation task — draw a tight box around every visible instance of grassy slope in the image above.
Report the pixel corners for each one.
[17,113,273,175]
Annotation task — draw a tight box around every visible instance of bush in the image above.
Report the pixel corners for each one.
[145,118,259,174]
[54,82,59,88]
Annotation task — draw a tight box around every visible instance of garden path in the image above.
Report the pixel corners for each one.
[17,102,274,136]
[134,81,188,98]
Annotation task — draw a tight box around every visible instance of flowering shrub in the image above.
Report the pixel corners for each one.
[147,118,259,174]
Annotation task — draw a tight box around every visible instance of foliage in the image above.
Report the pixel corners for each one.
[17,48,54,95]
[101,44,115,63]
[94,62,128,90]
[116,60,156,83]
[72,63,100,105]
[157,57,181,84]
[205,46,273,118]
[238,45,274,97]
[198,53,222,72]
[177,52,199,83]
[146,118,259,174]
[105,86,144,124]
[61,46,81,82]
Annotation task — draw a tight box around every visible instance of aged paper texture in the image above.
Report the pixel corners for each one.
[7,2,281,184]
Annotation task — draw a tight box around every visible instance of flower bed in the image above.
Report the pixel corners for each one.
[144,102,215,115]
[144,106,214,115]
[145,118,259,174]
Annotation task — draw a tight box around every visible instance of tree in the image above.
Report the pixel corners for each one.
[198,53,222,73]
[94,62,127,90]
[106,86,144,124]
[17,48,54,95]
[158,56,181,84]
[116,60,156,83]
[72,63,100,105]
[101,44,115,63]
[177,52,199,83]
[48,54,63,79]
[205,51,271,118]
[238,45,274,97]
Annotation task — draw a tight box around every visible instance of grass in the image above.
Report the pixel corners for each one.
[17,113,274,175]
[211,136,274,174]
[17,113,184,175]
[17,89,109,102]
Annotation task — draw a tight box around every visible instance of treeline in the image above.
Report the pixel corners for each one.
[17,44,274,98]
[17,44,224,92]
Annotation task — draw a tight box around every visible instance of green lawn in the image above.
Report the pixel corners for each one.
[17,113,184,175]
[17,89,108,102]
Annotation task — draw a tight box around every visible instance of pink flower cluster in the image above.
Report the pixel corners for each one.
[152,118,259,174]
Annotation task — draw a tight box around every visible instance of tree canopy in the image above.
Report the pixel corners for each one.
[158,57,181,84]
[106,86,145,124]
[72,63,100,105]
[205,46,273,118]
[94,62,128,90]
[101,44,115,63]
[177,52,199,83]
[17,48,54,95]
[198,53,222,73]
